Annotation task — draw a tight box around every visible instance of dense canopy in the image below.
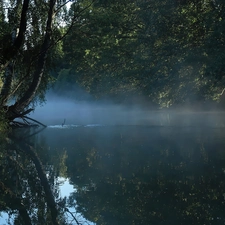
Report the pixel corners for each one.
[0,0,225,127]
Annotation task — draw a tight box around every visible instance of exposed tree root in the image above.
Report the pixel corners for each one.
[4,106,47,128]
[10,115,47,128]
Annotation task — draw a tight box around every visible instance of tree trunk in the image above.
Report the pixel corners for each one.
[0,61,14,105]
[0,0,29,107]
[6,0,56,119]
[0,0,29,73]
[17,141,59,225]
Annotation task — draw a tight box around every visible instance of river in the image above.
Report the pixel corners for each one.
[1,111,225,224]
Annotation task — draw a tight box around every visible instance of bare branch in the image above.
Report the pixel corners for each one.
[65,208,82,225]
[55,0,72,14]
[52,0,96,47]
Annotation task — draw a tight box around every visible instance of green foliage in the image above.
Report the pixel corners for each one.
[60,0,142,99]
[56,0,225,107]
[1,0,225,109]
[62,126,225,224]
[0,0,74,112]
[0,136,70,224]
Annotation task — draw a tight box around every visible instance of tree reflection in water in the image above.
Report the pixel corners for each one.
[0,128,90,225]
[1,125,225,225]
[62,126,225,225]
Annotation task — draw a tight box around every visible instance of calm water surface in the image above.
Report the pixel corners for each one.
[1,115,225,224]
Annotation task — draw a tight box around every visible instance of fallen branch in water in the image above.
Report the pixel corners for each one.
[23,116,47,127]
[10,115,47,128]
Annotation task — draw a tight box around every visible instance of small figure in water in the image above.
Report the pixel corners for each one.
[62,119,66,127]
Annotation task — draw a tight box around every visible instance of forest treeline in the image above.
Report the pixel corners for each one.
[54,0,225,107]
[0,0,225,126]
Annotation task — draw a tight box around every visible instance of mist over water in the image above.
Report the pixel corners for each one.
[32,94,151,126]
[4,95,225,225]
[32,94,225,128]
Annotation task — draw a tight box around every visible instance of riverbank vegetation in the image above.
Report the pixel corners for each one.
[1,0,225,128]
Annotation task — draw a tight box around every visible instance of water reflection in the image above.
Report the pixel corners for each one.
[1,122,225,224]
[0,129,93,225]
[58,126,225,225]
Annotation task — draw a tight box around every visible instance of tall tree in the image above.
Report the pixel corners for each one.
[0,0,92,124]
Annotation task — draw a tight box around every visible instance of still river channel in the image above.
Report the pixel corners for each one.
[1,111,225,225]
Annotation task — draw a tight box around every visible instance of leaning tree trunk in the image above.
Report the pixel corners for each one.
[17,140,59,225]
[0,0,29,106]
[5,0,56,120]
[0,60,15,106]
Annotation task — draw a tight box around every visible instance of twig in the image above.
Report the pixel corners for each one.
[55,0,72,14]
[219,88,225,96]
[65,208,81,225]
